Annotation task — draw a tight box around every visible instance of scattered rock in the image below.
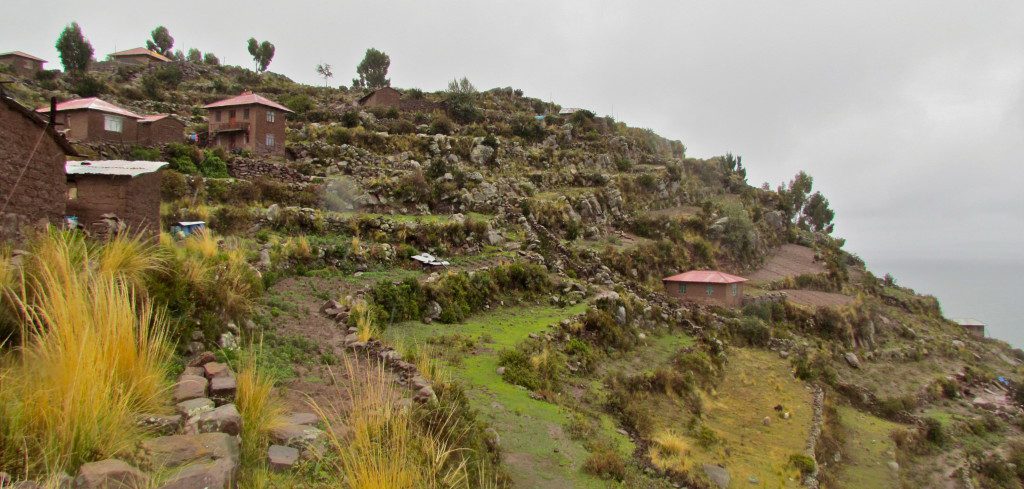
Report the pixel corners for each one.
[844,352,862,369]
[762,416,771,426]
[75,459,147,489]
[187,352,218,368]
[269,424,324,449]
[138,414,183,435]
[218,332,238,350]
[157,459,235,489]
[702,464,731,489]
[193,404,243,436]
[267,445,300,472]
[176,397,215,418]
[887,460,900,472]
[496,366,506,376]
[173,375,208,403]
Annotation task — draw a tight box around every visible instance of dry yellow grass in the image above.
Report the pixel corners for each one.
[649,430,690,473]
[0,231,172,474]
[235,346,287,466]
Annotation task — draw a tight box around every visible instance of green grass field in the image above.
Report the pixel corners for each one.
[834,406,901,488]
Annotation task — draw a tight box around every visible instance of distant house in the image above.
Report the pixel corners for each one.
[37,97,142,144]
[663,270,748,308]
[358,87,402,108]
[0,51,47,78]
[559,107,584,117]
[65,160,167,237]
[0,93,77,241]
[955,318,986,338]
[138,114,185,145]
[203,91,293,156]
[108,47,172,65]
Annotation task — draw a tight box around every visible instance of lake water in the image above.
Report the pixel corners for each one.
[866,257,1023,348]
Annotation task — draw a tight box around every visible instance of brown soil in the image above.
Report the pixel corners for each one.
[748,244,825,283]
[780,289,854,307]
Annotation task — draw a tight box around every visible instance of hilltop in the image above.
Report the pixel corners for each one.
[3,56,1024,489]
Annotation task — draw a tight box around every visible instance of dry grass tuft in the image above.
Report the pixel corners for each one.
[649,430,690,473]
[234,344,287,466]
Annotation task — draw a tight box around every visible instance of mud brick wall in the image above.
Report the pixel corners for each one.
[0,102,67,242]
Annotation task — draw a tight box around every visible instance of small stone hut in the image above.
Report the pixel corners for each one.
[955,318,986,338]
[138,114,186,145]
[65,160,167,237]
[0,93,77,241]
[0,51,47,78]
[108,48,171,66]
[663,270,748,308]
[358,87,402,108]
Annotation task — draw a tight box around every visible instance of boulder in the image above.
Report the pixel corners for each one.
[173,375,208,403]
[209,376,237,404]
[193,404,243,436]
[269,423,324,449]
[75,459,147,489]
[282,412,319,426]
[844,352,862,369]
[176,397,215,418]
[157,459,235,489]
[139,433,240,472]
[202,362,231,379]
[267,445,299,472]
[702,464,731,489]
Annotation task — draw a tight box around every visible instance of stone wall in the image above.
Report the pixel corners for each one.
[0,101,68,242]
[228,157,307,183]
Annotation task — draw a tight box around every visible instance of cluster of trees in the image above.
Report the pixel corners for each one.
[53,23,241,72]
[777,171,836,233]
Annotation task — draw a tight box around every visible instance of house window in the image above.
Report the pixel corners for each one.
[266,111,275,122]
[678,283,687,294]
[266,134,275,147]
[215,111,222,122]
[243,108,250,119]
[103,115,124,133]
[228,109,236,119]
[731,284,738,296]
[705,285,714,296]
[68,183,78,200]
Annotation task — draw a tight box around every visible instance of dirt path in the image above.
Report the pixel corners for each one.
[748,244,825,283]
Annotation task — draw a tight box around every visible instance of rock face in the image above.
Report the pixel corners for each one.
[702,463,731,489]
[75,459,148,489]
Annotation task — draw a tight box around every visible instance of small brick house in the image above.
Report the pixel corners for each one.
[138,114,185,145]
[0,51,47,78]
[358,87,401,108]
[37,97,142,144]
[663,270,748,308]
[108,47,171,65]
[204,91,293,157]
[65,160,167,237]
[0,93,77,241]
[955,318,986,338]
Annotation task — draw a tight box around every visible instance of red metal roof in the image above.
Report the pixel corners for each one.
[663,270,748,284]
[36,97,142,118]
[203,91,294,113]
[0,51,47,63]
[139,114,170,123]
[109,47,171,62]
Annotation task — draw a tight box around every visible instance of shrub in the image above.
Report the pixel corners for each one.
[429,115,453,135]
[69,74,105,97]
[789,453,816,475]
[340,111,360,128]
[729,317,771,347]
[923,417,947,447]
[130,146,161,161]
[199,151,229,178]
[583,448,626,481]
[582,308,634,351]
[160,170,189,200]
[498,349,540,390]
[169,154,198,174]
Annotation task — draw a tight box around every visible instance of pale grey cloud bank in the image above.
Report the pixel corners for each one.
[4,1,1022,342]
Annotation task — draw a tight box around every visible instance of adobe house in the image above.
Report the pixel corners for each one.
[108,47,171,65]
[0,93,77,241]
[65,160,167,237]
[955,318,986,338]
[663,270,748,308]
[37,97,142,144]
[204,91,293,156]
[358,87,401,108]
[138,114,185,145]
[0,51,47,78]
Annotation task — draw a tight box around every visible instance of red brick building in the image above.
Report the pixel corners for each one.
[358,87,401,108]
[108,47,171,65]
[955,318,986,338]
[663,270,748,308]
[138,114,185,145]
[37,98,142,144]
[0,51,47,78]
[0,94,77,241]
[65,160,167,237]
[204,91,292,157]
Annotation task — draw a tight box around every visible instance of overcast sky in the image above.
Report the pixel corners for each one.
[5,1,1023,340]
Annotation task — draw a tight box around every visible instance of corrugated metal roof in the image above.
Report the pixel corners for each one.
[109,47,172,62]
[37,97,142,118]
[66,160,167,177]
[139,114,170,123]
[203,91,294,113]
[663,270,748,284]
[559,107,583,115]
[0,51,47,62]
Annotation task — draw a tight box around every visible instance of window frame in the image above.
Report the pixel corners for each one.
[103,114,124,133]
[731,283,738,296]
[266,110,275,123]
[243,108,250,119]
[215,111,222,122]
[705,284,714,296]
[678,283,687,294]
[265,133,275,147]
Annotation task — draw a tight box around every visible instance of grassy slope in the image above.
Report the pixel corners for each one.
[688,348,812,488]
[835,405,901,489]
[385,303,632,489]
